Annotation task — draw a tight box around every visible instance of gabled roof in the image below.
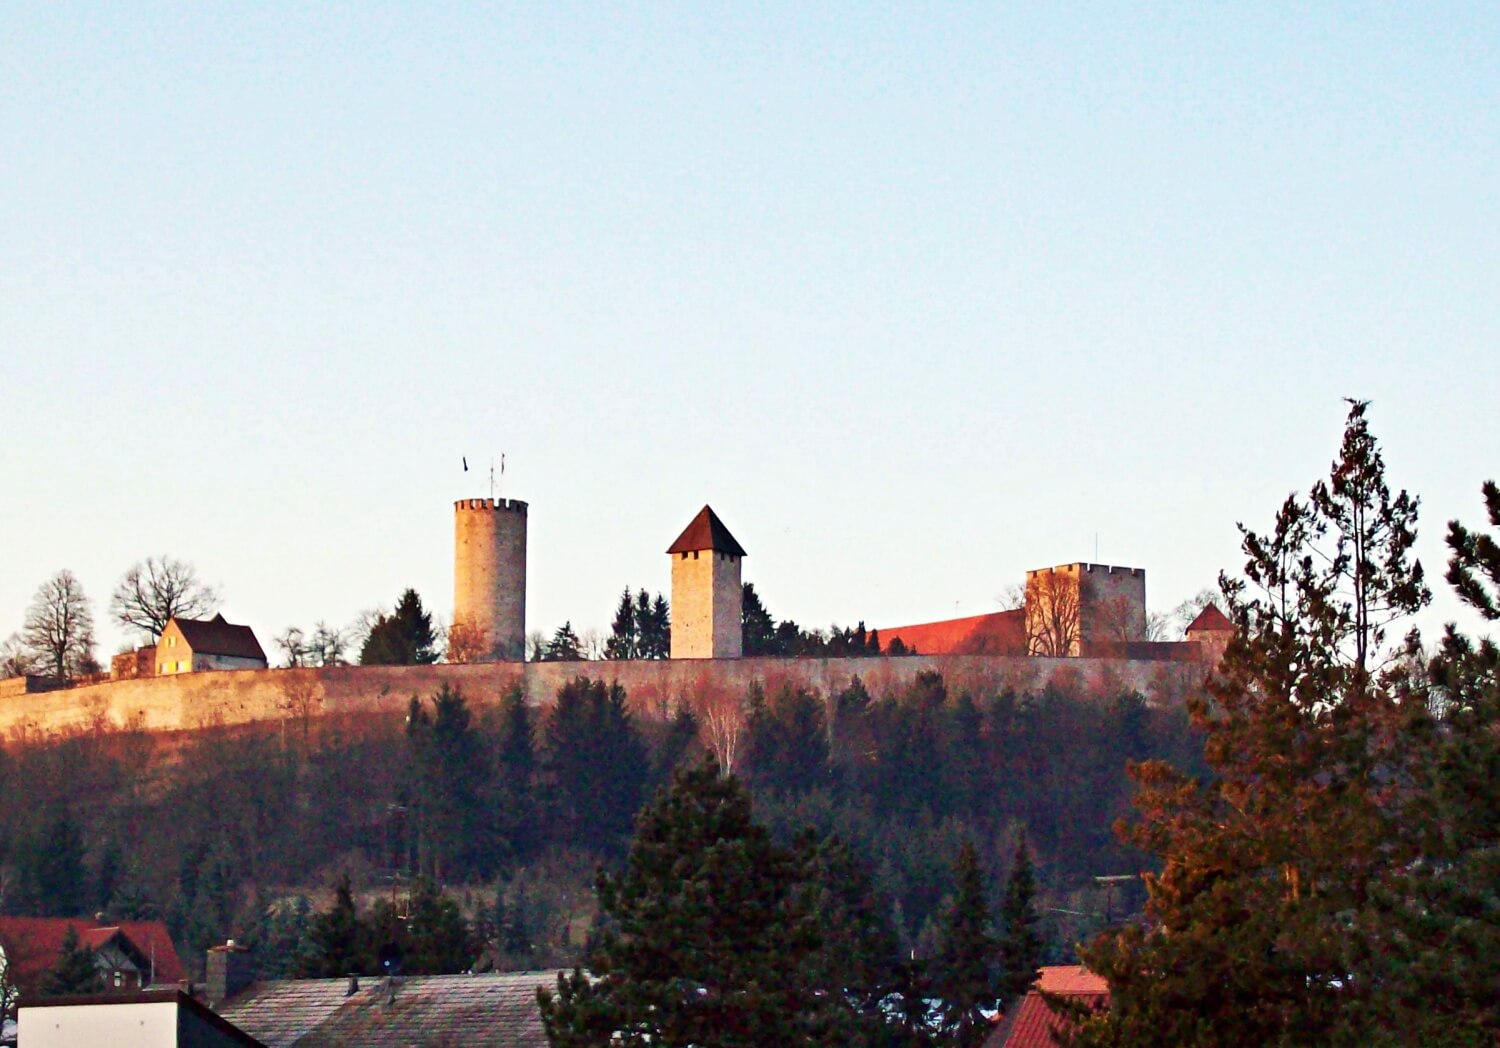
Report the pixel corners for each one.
[170,614,268,661]
[666,505,746,557]
[219,971,564,1048]
[985,966,1109,1048]
[0,917,185,990]
[1184,603,1234,635]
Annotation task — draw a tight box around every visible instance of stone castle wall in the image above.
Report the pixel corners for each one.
[0,653,1208,740]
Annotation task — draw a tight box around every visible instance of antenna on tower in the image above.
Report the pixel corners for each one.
[489,459,496,501]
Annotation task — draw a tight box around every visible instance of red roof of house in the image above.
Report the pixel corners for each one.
[0,917,185,990]
[171,614,267,661]
[985,966,1109,1048]
[666,506,746,557]
[1184,603,1233,635]
[877,609,1026,655]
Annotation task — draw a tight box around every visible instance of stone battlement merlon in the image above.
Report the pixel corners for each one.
[454,498,528,514]
[1081,563,1143,577]
[1024,563,1143,578]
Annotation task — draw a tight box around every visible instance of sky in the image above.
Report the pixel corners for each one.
[3,3,1497,661]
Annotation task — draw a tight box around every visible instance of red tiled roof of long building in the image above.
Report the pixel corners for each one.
[877,609,1025,655]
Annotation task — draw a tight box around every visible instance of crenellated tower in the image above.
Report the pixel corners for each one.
[453,497,528,661]
[668,505,745,659]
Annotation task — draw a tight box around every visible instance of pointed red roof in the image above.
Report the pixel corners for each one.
[666,506,746,557]
[1184,604,1234,634]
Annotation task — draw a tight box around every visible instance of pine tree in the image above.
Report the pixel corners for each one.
[21,808,86,916]
[296,873,366,977]
[545,678,650,855]
[742,582,780,656]
[494,685,539,860]
[1447,480,1500,620]
[402,877,473,975]
[543,622,583,662]
[1076,401,1448,1046]
[406,685,488,880]
[40,925,100,997]
[638,592,671,659]
[360,589,438,665]
[605,588,639,660]
[539,760,906,1047]
[995,832,1042,1010]
[934,840,997,1046]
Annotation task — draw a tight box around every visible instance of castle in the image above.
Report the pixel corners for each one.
[0,497,1230,738]
[449,498,1221,664]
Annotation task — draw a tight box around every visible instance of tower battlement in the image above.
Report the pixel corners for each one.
[1026,563,1142,579]
[455,498,528,514]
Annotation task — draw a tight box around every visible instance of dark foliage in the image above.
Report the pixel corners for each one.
[359,589,438,665]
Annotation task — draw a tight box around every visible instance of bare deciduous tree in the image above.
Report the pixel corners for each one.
[691,688,747,776]
[0,633,35,679]
[110,556,221,640]
[1024,570,1082,657]
[276,622,349,667]
[23,570,99,679]
[276,669,323,749]
[446,617,489,664]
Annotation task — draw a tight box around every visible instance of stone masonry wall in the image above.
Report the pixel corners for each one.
[0,654,1208,740]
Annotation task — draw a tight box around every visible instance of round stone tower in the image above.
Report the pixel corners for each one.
[453,498,527,662]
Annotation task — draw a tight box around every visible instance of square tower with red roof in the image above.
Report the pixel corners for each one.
[667,506,745,659]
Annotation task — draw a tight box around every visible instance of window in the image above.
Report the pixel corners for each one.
[692,550,699,559]
[113,971,123,988]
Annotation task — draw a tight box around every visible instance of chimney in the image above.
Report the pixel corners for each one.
[206,940,254,1007]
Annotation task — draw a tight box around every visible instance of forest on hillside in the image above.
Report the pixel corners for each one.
[0,668,1203,980]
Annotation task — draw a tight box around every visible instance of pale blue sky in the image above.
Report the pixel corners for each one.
[3,3,1497,659]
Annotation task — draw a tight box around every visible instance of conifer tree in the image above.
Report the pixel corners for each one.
[401,877,474,975]
[545,678,649,855]
[995,832,1042,1010]
[641,593,671,659]
[1447,480,1500,620]
[934,839,998,1047]
[296,873,365,977]
[359,589,438,665]
[1075,401,1454,1046]
[604,588,638,660]
[540,760,907,1047]
[543,622,584,662]
[40,925,100,997]
[494,685,539,860]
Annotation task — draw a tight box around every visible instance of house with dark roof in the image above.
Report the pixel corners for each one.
[216,970,563,1047]
[0,916,184,997]
[984,965,1109,1048]
[156,614,268,676]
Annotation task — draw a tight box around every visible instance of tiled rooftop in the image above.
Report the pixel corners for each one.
[219,970,564,1048]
